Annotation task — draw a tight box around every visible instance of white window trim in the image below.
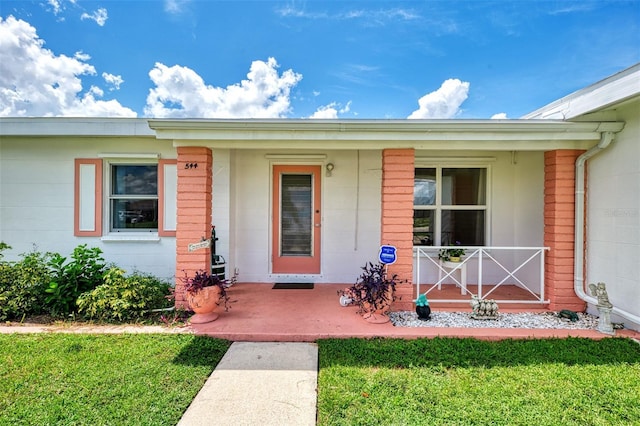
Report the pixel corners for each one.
[101,158,160,239]
[414,162,492,247]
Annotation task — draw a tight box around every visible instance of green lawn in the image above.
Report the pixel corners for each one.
[0,334,231,426]
[317,337,640,426]
[2,334,639,425]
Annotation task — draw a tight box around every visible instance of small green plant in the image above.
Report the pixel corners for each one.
[77,268,173,321]
[0,246,52,321]
[438,241,466,261]
[0,241,10,260]
[44,245,106,316]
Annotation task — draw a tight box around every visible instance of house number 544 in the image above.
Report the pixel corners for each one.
[185,162,198,169]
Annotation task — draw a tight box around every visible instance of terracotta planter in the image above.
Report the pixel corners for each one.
[187,286,222,324]
[361,288,393,324]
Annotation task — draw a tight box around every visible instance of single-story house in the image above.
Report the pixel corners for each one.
[1,63,638,330]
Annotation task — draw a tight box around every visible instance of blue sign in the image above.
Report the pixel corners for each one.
[378,245,397,265]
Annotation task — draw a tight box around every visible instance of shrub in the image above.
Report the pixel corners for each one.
[0,246,53,321]
[44,245,106,316]
[77,267,172,322]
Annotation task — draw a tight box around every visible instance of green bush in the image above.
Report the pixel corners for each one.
[44,244,106,316]
[0,245,53,321]
[77,267,172,321]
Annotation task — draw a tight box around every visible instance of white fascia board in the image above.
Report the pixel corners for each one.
[171,138,599,151]
[150,119,623,151]
[0,117,155,137]
[523,63,640,119]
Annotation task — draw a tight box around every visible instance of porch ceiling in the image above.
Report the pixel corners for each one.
[148,119,624,151]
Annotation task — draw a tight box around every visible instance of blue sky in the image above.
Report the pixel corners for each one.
[1,0,638,119]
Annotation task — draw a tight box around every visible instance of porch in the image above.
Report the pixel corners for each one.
[188,283,638,342]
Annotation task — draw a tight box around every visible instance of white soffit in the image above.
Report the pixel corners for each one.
[149,119,624,151]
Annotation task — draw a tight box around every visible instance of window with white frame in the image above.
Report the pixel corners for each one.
[109,163,158,231]
[413,167,487,246]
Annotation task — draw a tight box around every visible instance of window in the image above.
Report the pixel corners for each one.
[413,167,487,246]
[110,164,158,231]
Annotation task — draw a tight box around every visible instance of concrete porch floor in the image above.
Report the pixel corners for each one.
[190,283,640,342]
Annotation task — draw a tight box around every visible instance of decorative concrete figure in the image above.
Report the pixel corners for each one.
[589,282,613,308]
[470,295,499,320]
[589,282,615,335]
[414,293,431,320]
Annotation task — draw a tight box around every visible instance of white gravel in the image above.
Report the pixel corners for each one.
[389,311,601,329]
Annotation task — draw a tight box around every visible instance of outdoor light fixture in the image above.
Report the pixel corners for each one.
[326,162,335,177]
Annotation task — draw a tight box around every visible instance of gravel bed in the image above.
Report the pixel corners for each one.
[389,311,600,329]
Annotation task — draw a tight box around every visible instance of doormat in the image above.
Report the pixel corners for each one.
[272,283,314,289]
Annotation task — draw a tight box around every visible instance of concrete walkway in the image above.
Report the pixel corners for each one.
[177,342,318,426]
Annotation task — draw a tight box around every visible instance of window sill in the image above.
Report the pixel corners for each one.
[101,233,160,242]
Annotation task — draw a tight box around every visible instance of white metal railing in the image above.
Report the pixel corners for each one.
[413,246,550,304]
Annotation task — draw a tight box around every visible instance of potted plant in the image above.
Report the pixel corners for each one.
[340,262,398,323]
[438,241,466,262]
[182,270,231,324]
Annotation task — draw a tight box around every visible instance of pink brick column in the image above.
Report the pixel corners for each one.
[544,150,586,312]
[381,149,415,311]
[174,147,213,308]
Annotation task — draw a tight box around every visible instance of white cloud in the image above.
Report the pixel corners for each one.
[102,72,124,90]
[0,16,136,117]
[309,101,351,119]
[81,8,108,26]
[408,79,470,119]
[144,57,303,118]
[310,104,338,119]
[47,0,63,15]
[491,112,508,119]
[165,0,190,14]
[74,51,91,61]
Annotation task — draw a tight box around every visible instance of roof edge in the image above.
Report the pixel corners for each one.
[523,63,640,119]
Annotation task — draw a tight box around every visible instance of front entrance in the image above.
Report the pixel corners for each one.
[272,165,321,274]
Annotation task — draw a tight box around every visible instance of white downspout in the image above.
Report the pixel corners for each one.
[574,130,640,326]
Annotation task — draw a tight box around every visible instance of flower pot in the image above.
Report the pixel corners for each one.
[361,288,393,324]
[186,286,222,324]
[449,256,461,262]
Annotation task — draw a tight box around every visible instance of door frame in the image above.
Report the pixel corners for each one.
[271,164,322,274]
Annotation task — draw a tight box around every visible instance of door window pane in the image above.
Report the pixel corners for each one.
[281,174,312,256]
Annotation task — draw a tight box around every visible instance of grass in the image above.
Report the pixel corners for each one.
[2,334,639,425]
[317,337,640,426]
[0,333,231,426]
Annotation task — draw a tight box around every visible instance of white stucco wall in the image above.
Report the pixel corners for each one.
[230,149,382,283]
[0,136,178,282]
[586,99,640,329]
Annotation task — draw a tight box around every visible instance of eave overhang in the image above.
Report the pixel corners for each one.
[0,118,625,151]
[148,119,625,151]
[0,117,155,137]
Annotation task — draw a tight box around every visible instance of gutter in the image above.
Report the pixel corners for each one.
[574,130,640,326]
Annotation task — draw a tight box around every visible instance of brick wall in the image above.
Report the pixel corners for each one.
[381,149,415,310]
[544,149,586,312]
[174,147,213,308]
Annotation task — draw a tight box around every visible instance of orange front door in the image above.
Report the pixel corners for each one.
[272,165,321,274]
